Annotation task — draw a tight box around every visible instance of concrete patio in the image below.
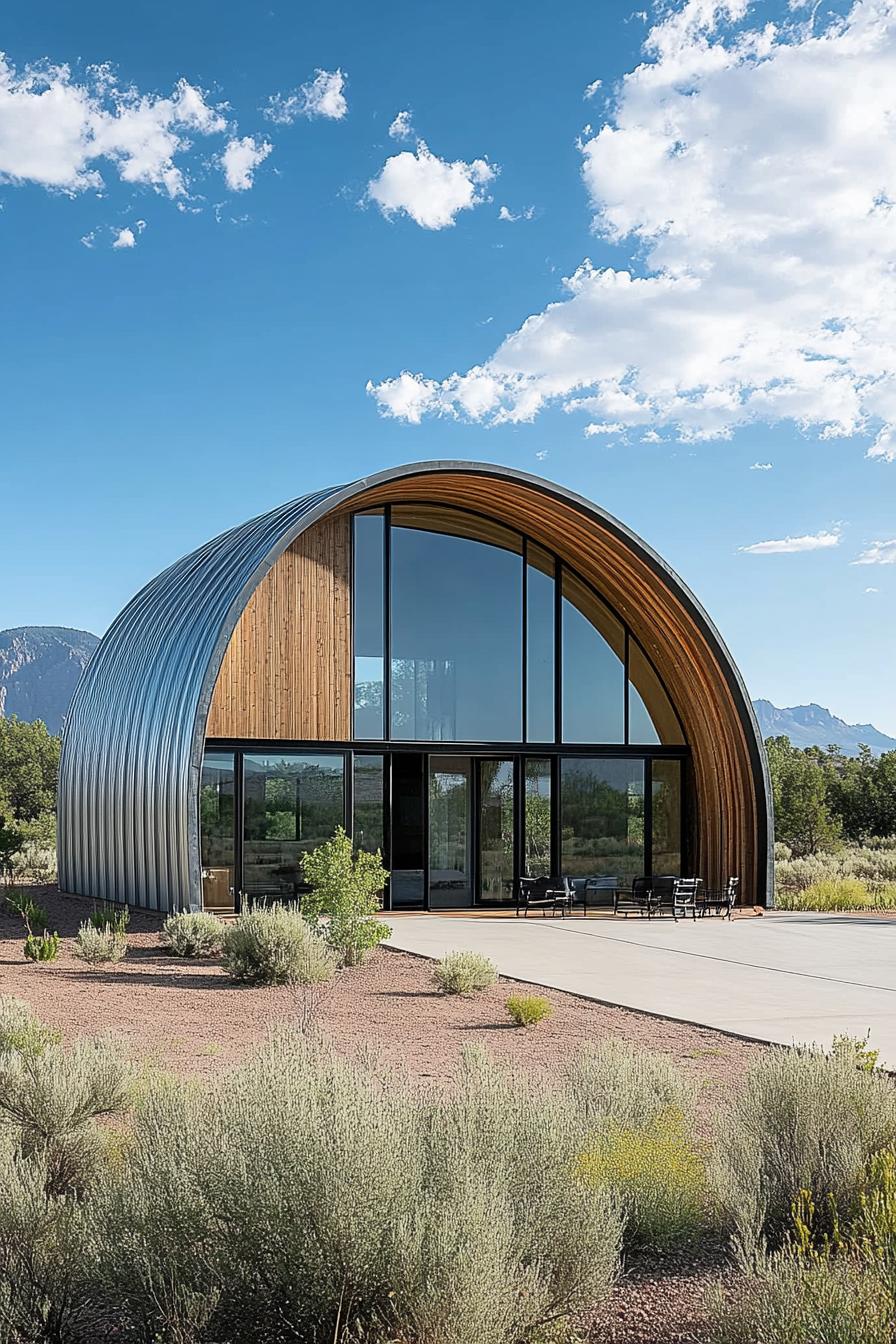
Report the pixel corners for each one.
[385,912,896,1067]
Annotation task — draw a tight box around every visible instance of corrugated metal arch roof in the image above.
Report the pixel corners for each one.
[57,461,772,911]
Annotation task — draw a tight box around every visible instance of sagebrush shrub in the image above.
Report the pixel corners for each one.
[0,997,60,1058]
[162,911,223,958]
[433,950,497,995]
[578,1106,709,1247]
[73,921,127,966]
[506,994,552,1027]
[563,1038,697,1130]
[89,902,130,934]
[221,903,335,986]
[712,1042,896,1251]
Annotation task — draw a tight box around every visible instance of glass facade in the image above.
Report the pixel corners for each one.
[243,753,344,898]
[560,758,645,883]
[203,502,691,910]
[479,759,515,901]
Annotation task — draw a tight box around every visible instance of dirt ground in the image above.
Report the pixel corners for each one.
[1,886,765,1343]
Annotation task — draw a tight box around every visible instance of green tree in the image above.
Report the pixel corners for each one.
[0,718,61,823]
[765,736,841,856]
[301,826,390,966]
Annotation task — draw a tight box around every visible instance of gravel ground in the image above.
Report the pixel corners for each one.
[2,886,762,1342]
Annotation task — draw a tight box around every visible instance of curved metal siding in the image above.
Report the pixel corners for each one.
[58,486,345,910]
[58,460,773,911]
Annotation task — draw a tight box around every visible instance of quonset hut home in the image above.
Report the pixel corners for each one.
[58,462,773,913]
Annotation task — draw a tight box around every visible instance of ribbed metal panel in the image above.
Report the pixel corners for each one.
[57,461,773,911]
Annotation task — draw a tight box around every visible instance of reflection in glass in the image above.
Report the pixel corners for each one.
[353,512,385,739]
[390,752,425,908]
[200,752,235,911]
[526,544,555,742]
[479,760,515,901]
[560,758,644,882]
[524,758,552,878]
[561,570,625,743]
[428,756,472,906]
[243,753,344,898]
[390,513,522,741]
[652,759,682,875]
[628,638,685,745]
[353,755,384,856]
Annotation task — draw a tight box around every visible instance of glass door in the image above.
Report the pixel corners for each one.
[478,759,515,902]
[428,756,473,907]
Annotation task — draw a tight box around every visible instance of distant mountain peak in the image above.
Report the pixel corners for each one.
[753,699,896,756]
[0,626,99,735]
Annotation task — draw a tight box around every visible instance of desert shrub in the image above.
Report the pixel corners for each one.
[776,843,896,905]
[162,910,223,958]
[4,888,49,932]
[23,930,60,963]
[712,1042,896,1251]
[506,994,552,1027]
[89,901,130,934]
[578,1106,709,1247]
[301,827,391,966]
[433,950,497,995]
[0,997,60,1059]
[776,876,896,911]
[831,1031,880,1072]
[221,903,335,986]
[563,1038,697,1130]
[73,920,127,966]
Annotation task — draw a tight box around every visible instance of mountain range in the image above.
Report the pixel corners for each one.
[1,626,894,756]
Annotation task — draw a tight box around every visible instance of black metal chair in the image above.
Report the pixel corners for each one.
[516,876,573,917]
[672,877,703,922]
[701,876,739,918]
[613,876,653,917]
[649,875,677,917]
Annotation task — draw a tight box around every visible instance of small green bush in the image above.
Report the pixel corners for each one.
[831,1031,880,1072]
[4,888,49,931]
[23,930,60,963]
[578,1106,710,1247]
[89,901,130,934]
[301,827,391,966]
[222,903,335,986]
[506,994,552,1027]
[776,876,896,911]
[73,921,127,966]
[0,997,60,1058]
[161,911,223,958]
[433,950,497,995]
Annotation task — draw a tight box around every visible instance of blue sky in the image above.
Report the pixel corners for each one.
[2,0,896,731]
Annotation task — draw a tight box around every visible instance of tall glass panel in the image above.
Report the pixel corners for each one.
[353,754,385,857]
[526,544,555,742]
[652,759,683,875]
[390,510,523,741]
[560,758,644,883]
[428,756,472,907]
[200,752,235,911]
[561,570,625,743]
[391,752,425,907]
[628,639,685,745]
[524,757,552,878]
[353,512,385,739]
[479,760,515,901]
[243,753,344,898]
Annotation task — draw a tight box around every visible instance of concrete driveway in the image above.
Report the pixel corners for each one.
[385,912,896,1066]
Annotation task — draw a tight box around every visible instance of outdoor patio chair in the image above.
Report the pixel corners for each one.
[516,876,573,917]
[700,876,739,918]
[583,874,619,915]
[672,877,703,922]
[649,875,677,916]
[613,876,652,917]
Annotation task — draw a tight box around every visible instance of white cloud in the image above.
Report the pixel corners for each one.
[584,421,625,436]
[739,530,841,555]
[111,218,145,248]
[535,449,549,459]
[80,231,95,247]
[221,135,272,191]
[865,586,880,592]
[367,141,496,230]
[584,79,603,99]
[388,109,414,140]
[264,69,347,124]
[750,462,773,470]
[853,539,896,565]
[498,204,535,222]
[368,0,896,460]
[0,56,227,198]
